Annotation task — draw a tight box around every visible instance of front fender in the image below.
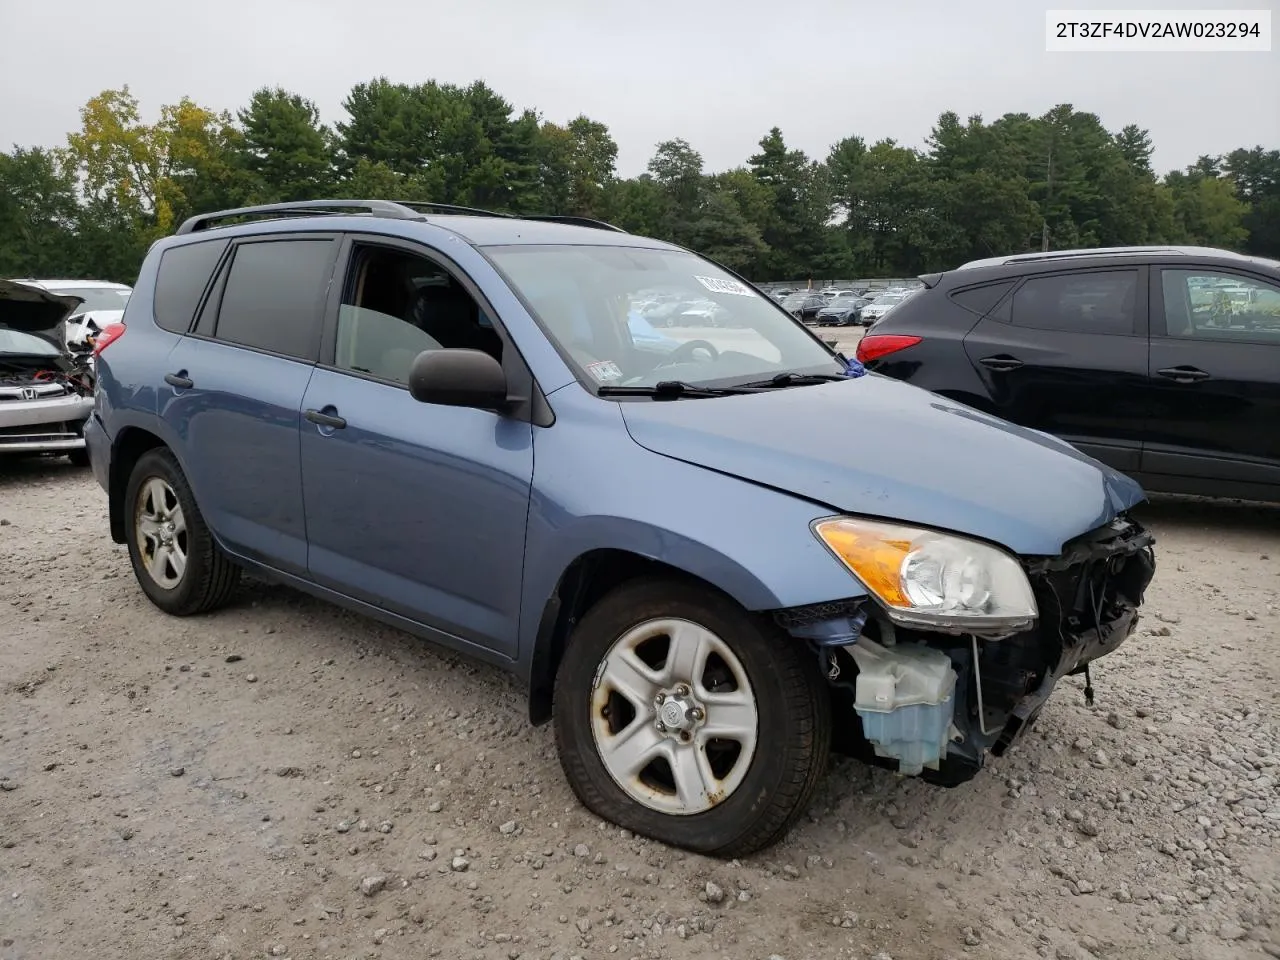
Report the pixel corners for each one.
[516,388,868,669]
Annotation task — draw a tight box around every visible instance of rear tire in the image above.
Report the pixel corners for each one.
[67,448,90,468]
[124,448,239,616]
[553,577,831,857]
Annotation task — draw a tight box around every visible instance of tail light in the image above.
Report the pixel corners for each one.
[92,322,126,356]
[855,334,921,364]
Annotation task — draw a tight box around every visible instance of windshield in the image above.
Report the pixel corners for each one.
[487,245,844,391]
[53,287,132,313]
[0,329,60,357]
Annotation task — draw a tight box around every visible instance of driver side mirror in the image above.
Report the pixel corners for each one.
[408,348,508,411]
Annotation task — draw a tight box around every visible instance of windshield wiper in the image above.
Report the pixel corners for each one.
[735,372,850,389]
[596,380,760,399]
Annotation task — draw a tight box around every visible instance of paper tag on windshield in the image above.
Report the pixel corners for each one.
[586,360,623,382]
[693,275,753,297]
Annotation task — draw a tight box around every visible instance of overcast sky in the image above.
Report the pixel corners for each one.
[2,0,1276,177]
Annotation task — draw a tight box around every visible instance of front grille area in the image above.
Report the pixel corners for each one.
[1022,515,1157,677]
[0,382,70,401]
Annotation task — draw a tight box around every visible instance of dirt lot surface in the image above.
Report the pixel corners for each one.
[1,458,1277,960]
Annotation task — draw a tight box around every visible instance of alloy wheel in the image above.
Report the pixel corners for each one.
[590,617,758,815]
[134,477,188,589]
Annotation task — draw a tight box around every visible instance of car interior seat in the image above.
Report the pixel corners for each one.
[410,281,503,360]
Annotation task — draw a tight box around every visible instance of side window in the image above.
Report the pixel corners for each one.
[153,239,229,333]
[950,280,1015,317]
[1160,269,1280,343]
[212,239,336,360]
[333,244,502,385]
[1010,270,1139,336]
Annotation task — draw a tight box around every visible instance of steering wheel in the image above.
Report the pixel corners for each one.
[659,339,720,366]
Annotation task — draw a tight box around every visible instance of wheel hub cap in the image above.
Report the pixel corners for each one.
[134,477,188,590]
[589,617,759,816]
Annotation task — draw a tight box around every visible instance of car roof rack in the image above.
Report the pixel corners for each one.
[395,203,627,233]
[956,244,1277,271]
[175,199,427,235]
[390,200,512,219]
[520,215,628,233]
[175,198,630,236]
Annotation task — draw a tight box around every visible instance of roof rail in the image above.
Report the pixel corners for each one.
[954,244,1280,271]
[174,198,629,237]
[1002,247,1182,263]
[175,199,424,235]
[521,215,628,234]
[390,200,513,219]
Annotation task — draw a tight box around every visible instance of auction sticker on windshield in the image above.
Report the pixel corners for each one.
[586,360,624,382]
[694,276,754,297]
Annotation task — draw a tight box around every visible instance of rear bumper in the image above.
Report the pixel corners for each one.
[84,412,111,492]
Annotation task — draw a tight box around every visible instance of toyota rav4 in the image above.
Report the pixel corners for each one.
[85,200,1156,857]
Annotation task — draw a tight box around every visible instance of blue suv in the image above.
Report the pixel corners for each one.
[85,200,1156,857]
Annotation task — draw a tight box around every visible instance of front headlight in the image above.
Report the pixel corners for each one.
[812,516,1037,635]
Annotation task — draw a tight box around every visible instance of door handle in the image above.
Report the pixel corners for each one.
[164,372,193,389]
[978,356,1024,372]
[304,408,347,429]
[1156,366,1211,383]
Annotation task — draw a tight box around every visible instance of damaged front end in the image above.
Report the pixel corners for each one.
[0,280,96,455]
[778,515,1156,785]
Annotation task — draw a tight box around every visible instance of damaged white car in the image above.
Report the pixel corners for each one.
[0,280,99,465]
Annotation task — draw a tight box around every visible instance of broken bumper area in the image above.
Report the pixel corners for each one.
[780,515,1157,786]
[0,393,94,454]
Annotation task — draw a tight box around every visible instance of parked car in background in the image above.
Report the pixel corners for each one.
[860,291,913,324]
[674,297,734,327]
[626,310,684,354]
[815,294,871,326]
[0,280,97,464]
[780,291,827,323]
[12,279,132,351]
[15,279,132,315]
[86,199,1156,858]
[857,245,1280,503]
[65,309,126,351]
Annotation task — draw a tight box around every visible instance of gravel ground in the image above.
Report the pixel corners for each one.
[1,457,1277,960]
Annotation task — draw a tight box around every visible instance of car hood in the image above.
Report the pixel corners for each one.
[618,374,1146,557]
[0,280,84,348]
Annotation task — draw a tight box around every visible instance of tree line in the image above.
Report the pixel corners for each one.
[2,80,1276,285]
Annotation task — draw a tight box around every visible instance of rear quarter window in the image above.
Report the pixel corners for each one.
[948,280,1015,317]
[153,239,230,334]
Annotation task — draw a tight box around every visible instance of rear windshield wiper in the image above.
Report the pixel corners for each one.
[596,380,760,399]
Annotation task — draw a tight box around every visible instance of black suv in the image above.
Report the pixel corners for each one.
[855,246,1280,503]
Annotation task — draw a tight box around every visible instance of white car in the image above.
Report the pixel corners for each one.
[0,281,98,464]
[11,279,131,348]
[860,292,912,324]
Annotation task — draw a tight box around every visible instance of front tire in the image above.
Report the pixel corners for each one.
[553,578,831,857]
[124,448,240,616]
